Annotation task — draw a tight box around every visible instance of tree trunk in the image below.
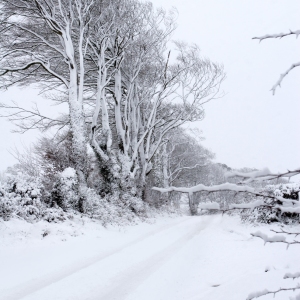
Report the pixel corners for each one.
[69,69,88,212]
[188,193,197,216]
[162,143,170,205]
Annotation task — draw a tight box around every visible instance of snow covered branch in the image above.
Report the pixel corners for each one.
[251,231,300,248]
[284,272,300,280]
[253,30,300,41]
[153,182,237,194]
[226,168,300,183]
[270,62,300,95]
[247,284,300,300]
[253,29,300,94]
[153,179,300,215]
[154,182,270,198]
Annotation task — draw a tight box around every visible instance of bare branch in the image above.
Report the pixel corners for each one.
[0,60,69,87]
[0,101,68,133]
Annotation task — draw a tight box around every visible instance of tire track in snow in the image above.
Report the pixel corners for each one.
[1,218,190,300]
[92,219,206,300]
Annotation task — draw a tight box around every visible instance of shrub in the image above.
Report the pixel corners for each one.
[51,167,79,211]
[83,188,148,226]
[0,172,44,222]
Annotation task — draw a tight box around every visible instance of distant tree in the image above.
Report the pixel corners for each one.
[147,128,214,210]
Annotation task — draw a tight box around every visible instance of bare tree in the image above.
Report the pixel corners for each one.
[82,3,224,196]
[0,0,99,209]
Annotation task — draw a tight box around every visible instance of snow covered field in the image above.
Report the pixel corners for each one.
[0,215,299,300]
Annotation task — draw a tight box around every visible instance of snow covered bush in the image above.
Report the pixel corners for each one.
[273,182,299,200]
[51,167,79,211]
[42,206,68,223]
[83,188,148,226]
[0,168,151,225]
[0,167,77,223]
[0,172,44,222]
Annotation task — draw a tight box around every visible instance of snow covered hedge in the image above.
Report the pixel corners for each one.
[0,167,149,225]
[241,183,299,224]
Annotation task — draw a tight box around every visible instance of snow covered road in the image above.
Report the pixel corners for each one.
[1,215,299,300]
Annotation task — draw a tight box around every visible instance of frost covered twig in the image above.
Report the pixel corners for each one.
[247,284,300,300]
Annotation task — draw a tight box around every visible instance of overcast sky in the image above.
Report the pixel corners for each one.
[0,0,299,172]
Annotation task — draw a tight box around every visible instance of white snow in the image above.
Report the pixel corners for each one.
[229,200,265,210]
[0,215,299,300]
[290,293,300,300]
[60,167,76,179]
[198,202,220,210]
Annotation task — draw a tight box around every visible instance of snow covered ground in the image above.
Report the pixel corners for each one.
[0,214,299,300]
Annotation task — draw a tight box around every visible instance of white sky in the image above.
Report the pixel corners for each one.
[0,0,299,172]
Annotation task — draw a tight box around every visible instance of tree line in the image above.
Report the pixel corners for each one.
[0,0,224,211]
